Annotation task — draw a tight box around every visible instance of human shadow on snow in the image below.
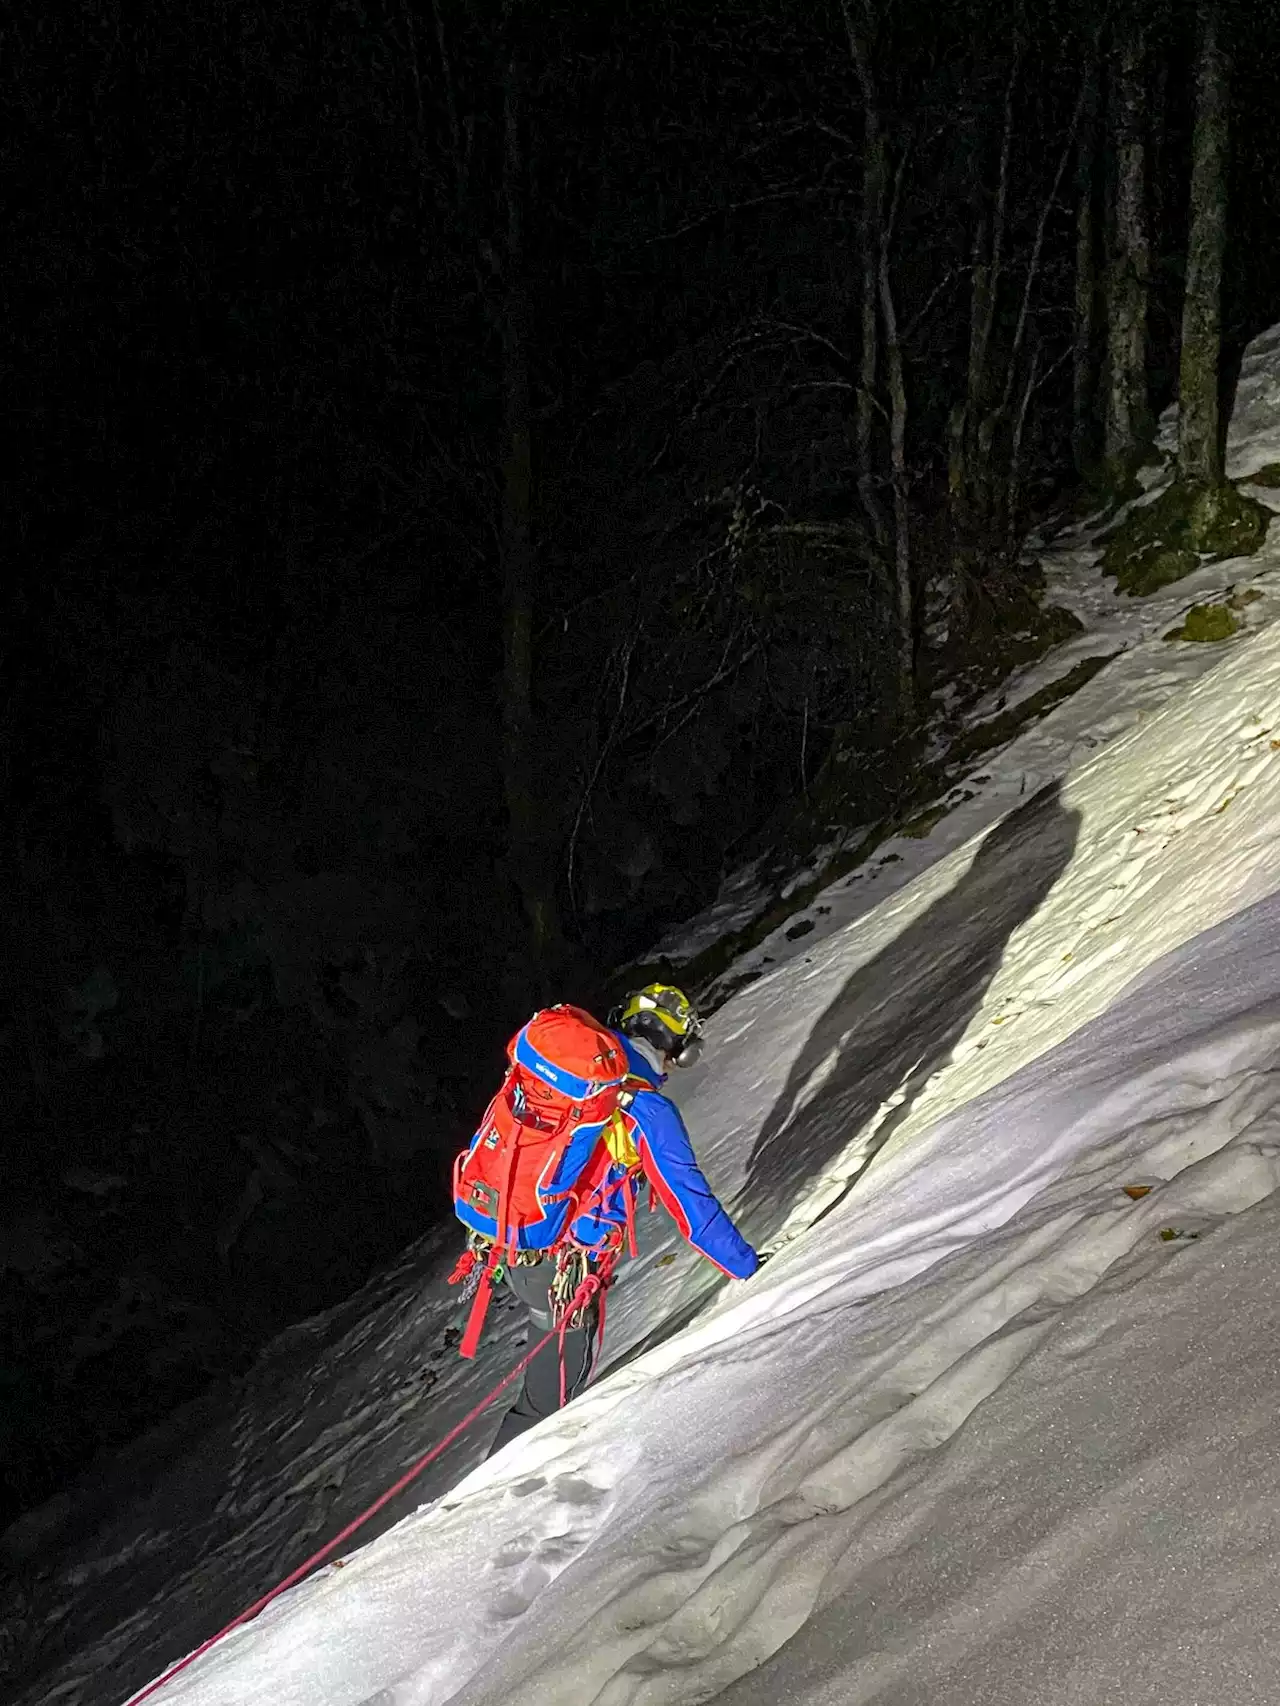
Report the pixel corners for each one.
[740,779,1081,1236]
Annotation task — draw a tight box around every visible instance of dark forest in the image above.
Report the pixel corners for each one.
[3,0,1277,1527]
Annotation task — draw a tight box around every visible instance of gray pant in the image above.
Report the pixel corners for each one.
[486,1258,602,1457]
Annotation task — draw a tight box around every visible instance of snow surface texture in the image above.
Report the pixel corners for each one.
[119,808,1280,1706]
[3,577,1277,1705]
[715,1171,1280,1706]
[4,328,1280,1706]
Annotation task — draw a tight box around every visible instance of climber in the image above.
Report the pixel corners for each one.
[447,984,758,1455]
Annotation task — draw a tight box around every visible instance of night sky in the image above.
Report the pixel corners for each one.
[3,0,1277,1530]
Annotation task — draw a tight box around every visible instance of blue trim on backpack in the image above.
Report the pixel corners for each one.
[513,1026,626,1102]
[454,1115,614,1253]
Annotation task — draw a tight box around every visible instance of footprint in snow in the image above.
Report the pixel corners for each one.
[491,1533,536,1568]
[484,1473,610,1620]
[490,1562,551,1619]
[550,1472,604,1506]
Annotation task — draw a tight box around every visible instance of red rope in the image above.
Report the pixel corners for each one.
[122,1310,576,1706]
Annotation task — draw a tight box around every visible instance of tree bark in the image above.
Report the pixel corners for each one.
[857,124,885,544]
[1149,45,1170,253]
[1072,45,1101,473]
[844,0,887,548]
[970,64,1016,432]
[947,59,1016,632]
[1006,340,1040,555]
[498,55,558,959]
[1104,18,1150,468]
[1176,2,1229,487]
[878,226,913,720]
[844,0,912,719]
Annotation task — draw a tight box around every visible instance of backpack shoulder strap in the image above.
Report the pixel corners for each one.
[601,1076,649,1170]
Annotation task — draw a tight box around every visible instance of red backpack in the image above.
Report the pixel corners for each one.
[449,1004,643,1357]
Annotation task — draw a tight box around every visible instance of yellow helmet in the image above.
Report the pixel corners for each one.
[614,983,703,1067]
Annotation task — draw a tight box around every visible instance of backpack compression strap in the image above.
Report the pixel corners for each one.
[457,1128,522,1360]
[451,1135,634,1361]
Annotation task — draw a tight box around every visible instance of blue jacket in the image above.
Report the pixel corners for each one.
[457,1034,758,1280]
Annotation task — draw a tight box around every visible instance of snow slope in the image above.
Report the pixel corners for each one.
[3,561,1278,1706]
[716,1170,1280,1706]
[140,628,1280,1706]
[5,332,1280,1706]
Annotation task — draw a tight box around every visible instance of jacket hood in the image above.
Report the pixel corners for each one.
[619,1033,667,1085]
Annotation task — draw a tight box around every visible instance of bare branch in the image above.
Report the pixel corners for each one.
[903,266,966,342]
[388,4,424,136]
[536,559,651,641]
[647,638,763,757]
[348,505,488,571]
[1032,341,1076,393]
[755,520,876,553]
[756,316,855,373]
[879,175,914,716]
[786,379,858,398]
[1000,67,1091,417]
[989,49,1021,289]
[1010,341,1040,475]
[566,631,636,915]
[809,117,862,154]
[883,127,915,252]
[1005,339,1042,552]
[643,182,837,247]
[842,0,884,528]
[430,0,465,206]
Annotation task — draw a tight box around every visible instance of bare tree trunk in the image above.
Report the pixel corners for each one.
[1105,18,1150,468]
[498,55,558,959]
[844,0,886,547]
[857,129,885,543]
[947,215,989,509]
[878,227,913,720]
[1149,45,1170,258]
[1177,2,1229,487]
[947,58,1016,635]
[845,0,912,719]
[1072,46,1101,473]
[1001,73,1089,422]
[1006,340,1040,554]
[969,63,1017,432]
